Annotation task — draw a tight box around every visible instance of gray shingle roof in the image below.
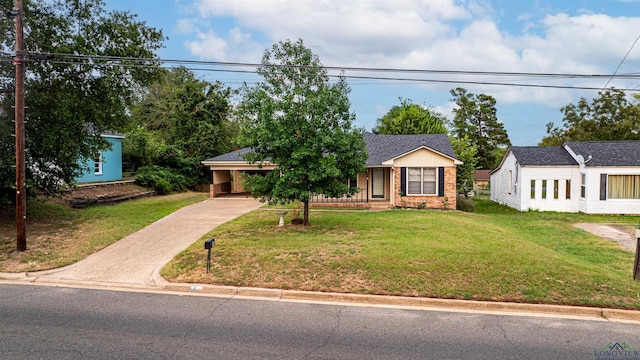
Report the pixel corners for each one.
[205,147,253,162]
[565,141,640,167]
[509,146,577,166]
[204,132,458,164]
[363,132,456,166]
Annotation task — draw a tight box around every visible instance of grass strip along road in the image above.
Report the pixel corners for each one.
[163,200,640,310]
[2,194,639,309]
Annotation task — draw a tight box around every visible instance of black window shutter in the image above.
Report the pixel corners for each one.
[400,167,407,196]
[600,174,607,201]
[438,167,445,196]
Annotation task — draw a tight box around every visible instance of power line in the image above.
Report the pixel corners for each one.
[2,50,639,91]
[601,33,640,91]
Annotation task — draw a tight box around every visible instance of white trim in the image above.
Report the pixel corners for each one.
[94,154,103,175]
[381,146,462,165]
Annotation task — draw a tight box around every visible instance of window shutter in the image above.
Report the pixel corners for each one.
[438,167,445,196]
[600,174,607,201]
[400,167,407,196]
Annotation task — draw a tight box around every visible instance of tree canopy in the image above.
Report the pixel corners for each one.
[374,98,449,135]
[237,39,367,225]
[125,67,238,192]
[540,89,640,146]
[450,88,511,170]
[0,0,164,203]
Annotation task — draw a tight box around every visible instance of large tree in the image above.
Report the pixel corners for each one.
[540,89,640,146]
[450,88,510,170]
[374,97,449,135]
[237,39,367,226]
[127,67,238,169]
[0,0,164,203]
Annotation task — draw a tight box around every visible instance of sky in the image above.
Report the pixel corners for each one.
[105,0,640,146]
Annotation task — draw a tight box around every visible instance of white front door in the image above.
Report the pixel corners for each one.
[372,168,384,198]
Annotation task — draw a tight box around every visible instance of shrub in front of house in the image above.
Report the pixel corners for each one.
[456,195,474,212]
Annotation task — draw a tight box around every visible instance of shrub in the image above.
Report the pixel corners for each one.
[135,165,187,194]
[456,195,474,212]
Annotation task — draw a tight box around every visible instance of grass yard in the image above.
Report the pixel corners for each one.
[0,192,207,272]
[163,199,640,309]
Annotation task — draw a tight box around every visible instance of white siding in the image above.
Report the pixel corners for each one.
[393,148,455,167]
[520,167,580,212]
[492,151,581,212]
[581,166,640,215]
[490,152,523,210]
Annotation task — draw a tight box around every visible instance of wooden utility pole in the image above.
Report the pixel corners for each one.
[14,0,26,251]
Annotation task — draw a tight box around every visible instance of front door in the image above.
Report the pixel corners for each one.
[371,168,385,198]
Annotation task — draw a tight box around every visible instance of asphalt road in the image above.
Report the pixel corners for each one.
[2,284,639,359]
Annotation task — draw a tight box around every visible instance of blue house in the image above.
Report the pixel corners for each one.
[75,133,124,183]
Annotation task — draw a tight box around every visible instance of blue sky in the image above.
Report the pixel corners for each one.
[105,0,640,146]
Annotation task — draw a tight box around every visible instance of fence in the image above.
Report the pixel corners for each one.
[310,188,368,204]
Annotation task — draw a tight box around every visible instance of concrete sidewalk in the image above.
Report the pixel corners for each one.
[3,198,261,288]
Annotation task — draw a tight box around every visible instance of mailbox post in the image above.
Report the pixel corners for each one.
[634,226,640,281]
[204,238,215,274]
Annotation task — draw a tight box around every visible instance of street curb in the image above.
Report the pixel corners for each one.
[159,282,639,322]
[3,274,640,322]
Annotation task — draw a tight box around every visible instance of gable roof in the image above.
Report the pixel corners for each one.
[509,146,578,166]
[363,132,457,166]
[203,132,458,165]
[564,141,640,167]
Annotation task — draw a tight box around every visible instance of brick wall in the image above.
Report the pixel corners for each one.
[393,167,457,209]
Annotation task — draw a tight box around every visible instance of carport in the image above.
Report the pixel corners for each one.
[202,149,276,198]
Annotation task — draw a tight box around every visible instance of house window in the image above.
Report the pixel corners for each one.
[541,180,547,199]
[530,180,535,199]
[94,154,103,175]
[565,180,571,199]
[607,175,640,199]
[581,174,586,198]
[343,175,357,189]
[553,180,559,199]
[408,167,437,195]
[508,170,513,194]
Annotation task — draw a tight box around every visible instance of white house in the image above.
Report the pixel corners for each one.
[490,141,640,215]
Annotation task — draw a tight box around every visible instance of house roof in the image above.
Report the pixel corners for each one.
[363,132,457,166]
[475,169,491,181]
[205,147,254,162]
[564,141,640,167]
[204,132,458,165]
[508,146,578,166]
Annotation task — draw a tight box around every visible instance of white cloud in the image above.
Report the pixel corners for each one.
[179,0,640,107]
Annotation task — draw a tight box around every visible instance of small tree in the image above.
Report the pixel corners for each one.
[237,39,367,225]
[450,135,477,195]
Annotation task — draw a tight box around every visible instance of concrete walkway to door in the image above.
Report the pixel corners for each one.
[1,198,261,288]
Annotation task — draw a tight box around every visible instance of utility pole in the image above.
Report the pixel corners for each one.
[14,0,26,251]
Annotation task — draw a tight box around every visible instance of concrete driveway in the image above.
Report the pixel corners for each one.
[7,198,261,288]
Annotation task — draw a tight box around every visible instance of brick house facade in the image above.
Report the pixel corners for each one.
[203,132,461,209]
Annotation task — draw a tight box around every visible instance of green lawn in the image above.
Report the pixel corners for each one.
[0,192,208,272]
[163,199,640,309]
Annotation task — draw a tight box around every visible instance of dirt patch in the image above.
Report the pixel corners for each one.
[49,182,154,207]
[574,223,638,251]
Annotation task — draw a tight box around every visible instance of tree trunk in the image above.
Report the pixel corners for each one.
[303,200,309,226]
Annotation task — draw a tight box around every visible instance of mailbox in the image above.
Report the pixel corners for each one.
[204,238,215,249]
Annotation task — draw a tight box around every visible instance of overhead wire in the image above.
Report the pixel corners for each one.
[1,50,639,91]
